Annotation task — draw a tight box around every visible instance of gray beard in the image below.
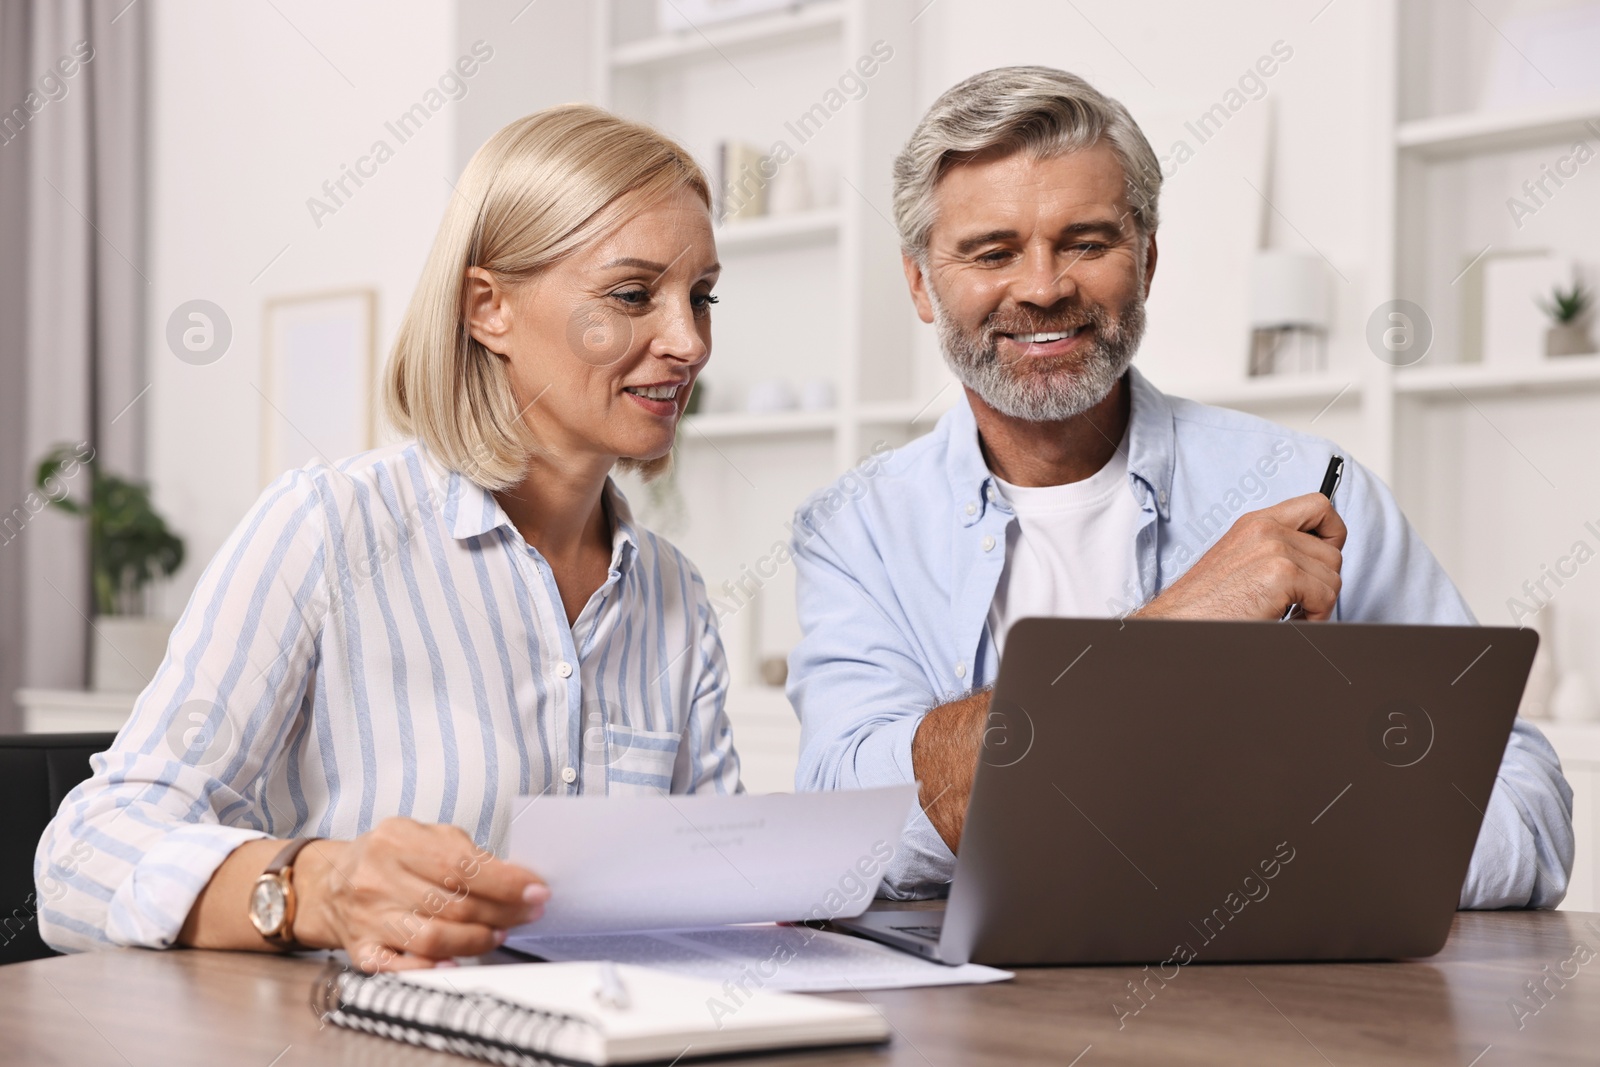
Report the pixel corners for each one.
[931,284,1146,422]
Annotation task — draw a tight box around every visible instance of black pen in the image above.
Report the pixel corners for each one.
[1282,455,1344,621]
[1318,455,1345,500]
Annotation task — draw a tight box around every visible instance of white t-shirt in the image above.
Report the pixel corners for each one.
[986,444,1144,658]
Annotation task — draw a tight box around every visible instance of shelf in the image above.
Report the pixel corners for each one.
[1397,97,1600,159]
[1181,375,1361,410]
[679,408,838,441]
[715,209,840,254]
[610,0,845,72]
[1395,356,1600,399]
[677,393,959,442]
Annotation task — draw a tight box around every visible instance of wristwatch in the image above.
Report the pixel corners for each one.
[248,838,320,950]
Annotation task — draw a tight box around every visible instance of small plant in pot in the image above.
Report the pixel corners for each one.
[1538,282,1596,358]
[35,444,185,692]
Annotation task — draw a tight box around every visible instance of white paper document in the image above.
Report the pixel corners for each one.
[506,785,919,936]
[505,925,1013,993]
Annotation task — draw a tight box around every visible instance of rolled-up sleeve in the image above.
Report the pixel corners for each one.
[1336,456,1574,908]
[787,498,954,898]
[1457,719,1574,908]
[35,470,329,951]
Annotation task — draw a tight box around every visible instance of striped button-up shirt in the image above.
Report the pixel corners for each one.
[36,441,741,952]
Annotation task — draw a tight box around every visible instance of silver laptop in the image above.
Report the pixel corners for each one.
[834,618,1534,966]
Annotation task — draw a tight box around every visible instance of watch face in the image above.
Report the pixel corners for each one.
[250,878,287,936]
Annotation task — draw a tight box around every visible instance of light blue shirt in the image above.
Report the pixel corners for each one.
[788,367,1573,909]
[36,441,740,953]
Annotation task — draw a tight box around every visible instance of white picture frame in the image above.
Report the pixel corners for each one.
[260,289,378,487]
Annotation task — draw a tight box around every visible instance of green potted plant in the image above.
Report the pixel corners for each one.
[35,444,185,692]
[1538,281,1596,357]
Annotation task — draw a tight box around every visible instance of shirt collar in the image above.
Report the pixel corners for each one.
[420,444,640,570]
[601,479,642,573]
[942,365,1177,524]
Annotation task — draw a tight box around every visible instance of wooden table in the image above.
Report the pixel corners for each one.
[4,911,1599,1065]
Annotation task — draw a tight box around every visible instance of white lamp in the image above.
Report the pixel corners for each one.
[1248,250,1330,377]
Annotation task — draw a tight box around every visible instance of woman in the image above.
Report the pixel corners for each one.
[35,105,739,970]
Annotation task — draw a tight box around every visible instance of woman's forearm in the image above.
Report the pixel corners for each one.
[177,838,348,951]
[177,820,544,968]
[177,838,286,950]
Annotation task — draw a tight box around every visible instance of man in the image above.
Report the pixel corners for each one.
[787,66,1572,908]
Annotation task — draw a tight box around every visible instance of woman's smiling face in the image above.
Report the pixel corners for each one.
[465,184,720,468]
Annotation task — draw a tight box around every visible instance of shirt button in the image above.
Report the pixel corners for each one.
[964,502,977,516]
[1158,490,1169,507]
[554,661,573,679]
[561,766,577,784]
[955,664,967,679]
[981,535,996,552]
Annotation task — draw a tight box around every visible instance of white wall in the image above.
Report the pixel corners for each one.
[146,0,460,613]
[455,0,596,172]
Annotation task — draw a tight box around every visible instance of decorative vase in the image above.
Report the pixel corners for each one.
[91,616,175,693]
[798,379,836,411]
[758,655,788,688]
[1545,321,1596,357]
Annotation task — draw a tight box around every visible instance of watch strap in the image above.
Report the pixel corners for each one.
[258,837,320,949]
[263,836,319,877]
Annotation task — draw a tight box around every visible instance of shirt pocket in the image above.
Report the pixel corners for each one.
[603,723,681,796]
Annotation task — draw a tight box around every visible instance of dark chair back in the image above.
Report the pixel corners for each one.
[0,733,116,965]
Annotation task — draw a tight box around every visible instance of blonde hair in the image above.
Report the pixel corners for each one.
[385,104,711,490]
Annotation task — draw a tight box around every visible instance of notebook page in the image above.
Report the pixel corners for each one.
[506,924,1014,992]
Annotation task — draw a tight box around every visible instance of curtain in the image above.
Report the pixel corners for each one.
[0,2,35,733]
[1,0,146,731]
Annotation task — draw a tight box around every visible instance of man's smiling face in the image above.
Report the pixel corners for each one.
[904,141,1158,422]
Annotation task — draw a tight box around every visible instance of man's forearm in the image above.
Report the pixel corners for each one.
[910,689,990,852]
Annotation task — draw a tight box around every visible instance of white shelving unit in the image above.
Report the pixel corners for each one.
[593,0,920,791]
[1145,11,1600,479]
[596,0,920,468]
[1385,0,1600,909]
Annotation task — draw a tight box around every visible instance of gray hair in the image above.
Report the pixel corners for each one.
[892,66,1162,261]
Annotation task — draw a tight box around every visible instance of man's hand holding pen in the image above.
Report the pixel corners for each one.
[1134,456,1348,623]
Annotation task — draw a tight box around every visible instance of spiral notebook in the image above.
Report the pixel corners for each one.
[315,961,891,1065]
